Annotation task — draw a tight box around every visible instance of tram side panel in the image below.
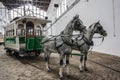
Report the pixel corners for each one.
[4,22,20,52]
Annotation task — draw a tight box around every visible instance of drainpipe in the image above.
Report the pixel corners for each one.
[112,0,116,37]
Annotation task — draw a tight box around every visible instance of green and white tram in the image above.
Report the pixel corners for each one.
[4,16,50,57]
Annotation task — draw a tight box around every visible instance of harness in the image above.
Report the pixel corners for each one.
[82,35,94,46]
[76,35,85,50]
[47,35,73,54]
[54,37,64,51]
[75,34,94,51]
[61,37,70,45]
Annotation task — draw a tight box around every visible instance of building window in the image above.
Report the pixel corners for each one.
[10,4,47,20]
[56,0,67,18]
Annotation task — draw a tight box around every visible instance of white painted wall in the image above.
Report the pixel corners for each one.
[0,2,9,34]
[47,0,120,56]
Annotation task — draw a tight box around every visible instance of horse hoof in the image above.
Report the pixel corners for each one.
[47,67,52,72]
[63,64,67,67]
[59,76,63,80]
[47,69,51,72]
[79,70,83,72]
[67,75,70,78]
[59,74,63,79]
[85,68,88,71]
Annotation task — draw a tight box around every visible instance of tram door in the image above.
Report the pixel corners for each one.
[26,21,35,51]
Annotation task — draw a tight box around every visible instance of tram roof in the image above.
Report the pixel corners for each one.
[12,16,51,24]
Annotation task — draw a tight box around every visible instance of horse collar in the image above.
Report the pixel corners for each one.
[54,37,64,50]
[83,35,94,46]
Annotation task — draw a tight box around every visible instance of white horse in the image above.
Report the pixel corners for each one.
[42,14,85,78]
[71,21,107,71]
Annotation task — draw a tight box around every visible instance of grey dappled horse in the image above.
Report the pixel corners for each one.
[71,21,107,71]
[42,15,85,78]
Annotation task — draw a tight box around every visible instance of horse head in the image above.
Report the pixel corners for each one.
[72,14,86,32]
[93,21,107,37]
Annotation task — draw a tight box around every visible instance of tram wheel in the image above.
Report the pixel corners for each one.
[14,52,22,58]
[6,50,12,56]
[35,52,40,57]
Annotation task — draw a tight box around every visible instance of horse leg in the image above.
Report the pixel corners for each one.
[59,54,64,78]
[44,52,51,71]
[66,54,70,76]
[84,54,88,71]
[63,55,67,67]
[79,55,83,72]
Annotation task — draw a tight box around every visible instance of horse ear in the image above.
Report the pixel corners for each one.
[98,20,100,23]
[76,14,79,18]
[74,14,79,19]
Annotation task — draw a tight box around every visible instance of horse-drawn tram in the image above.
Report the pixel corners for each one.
[4,16,51,57]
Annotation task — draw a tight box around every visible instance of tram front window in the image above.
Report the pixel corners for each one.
[26,21,34,36]
[27,27,33,35]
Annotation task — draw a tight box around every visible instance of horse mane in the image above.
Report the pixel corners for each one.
[71,14,80,23]
[89,22,99,29]
[89,24,93,28]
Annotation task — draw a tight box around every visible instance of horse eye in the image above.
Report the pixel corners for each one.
[98,26,102,30]
[77,22,80,25]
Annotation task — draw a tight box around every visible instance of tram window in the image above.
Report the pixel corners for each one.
[9,30,11,36]
[26,21,34,36]
[7,31,10,36]
[12,29,14,36]
[17,29,25,36]
[17,24,24,36]
[17,29,21,35]
[27,28,33,35]
[21,29,25,35]
[35,30,39,36]
[6,31,8,37]
[35,26,42,36]
[10,30,12,36]
[7,31,9,36]
[18,24,24,29]
[8,30,12,36]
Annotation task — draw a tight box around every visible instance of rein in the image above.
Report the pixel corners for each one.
[75,34,94,46]
[89,36,104,54]
[41,34,82,44]
[41,35,58,44]
[74,34,104,53]
[93,35,105,46]
[42,33,104,48]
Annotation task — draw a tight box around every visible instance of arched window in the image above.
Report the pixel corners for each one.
[35,26,42,36]
[26,21,34,36]
[18,24,24,29]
